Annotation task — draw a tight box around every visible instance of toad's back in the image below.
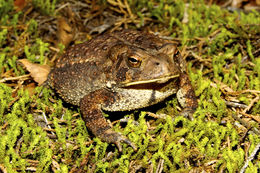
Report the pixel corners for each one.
[55,30,169,68]
[47,30,174,106]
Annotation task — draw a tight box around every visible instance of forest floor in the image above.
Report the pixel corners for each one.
[0,0,259,172]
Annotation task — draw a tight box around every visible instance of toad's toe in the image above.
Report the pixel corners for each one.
[101,129,137,152]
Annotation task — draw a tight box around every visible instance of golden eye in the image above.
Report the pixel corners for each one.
[128,56,141,67]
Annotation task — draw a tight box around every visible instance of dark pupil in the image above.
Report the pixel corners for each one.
[128,57,138,63]
[174,50,180,57]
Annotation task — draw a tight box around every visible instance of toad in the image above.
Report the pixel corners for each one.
[47,30,198,151]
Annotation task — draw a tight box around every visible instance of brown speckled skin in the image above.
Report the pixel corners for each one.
[47,30,198,151]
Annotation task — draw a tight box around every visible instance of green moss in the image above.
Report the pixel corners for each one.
[0,0,13,18]
[0,0,259,172]
[245,162,259,173]
[0,28,8,47]
[0,84,13,122]
[32,0,57,16]
[24,38,49,64]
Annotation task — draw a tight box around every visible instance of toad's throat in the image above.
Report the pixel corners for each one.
[120,74,179,87]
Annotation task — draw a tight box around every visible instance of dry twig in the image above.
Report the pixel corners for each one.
[240,142,260,173]
[0,74,30,83]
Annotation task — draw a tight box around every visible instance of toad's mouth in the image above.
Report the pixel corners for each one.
[119,74,179,87]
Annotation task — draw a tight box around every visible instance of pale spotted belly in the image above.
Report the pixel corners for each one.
[102,81,178,111]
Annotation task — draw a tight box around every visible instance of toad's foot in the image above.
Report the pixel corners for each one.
[99,128,137,152]
[80,89,137,152]
[180,108,197,120]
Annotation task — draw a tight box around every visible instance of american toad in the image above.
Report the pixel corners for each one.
[47,30,198,151]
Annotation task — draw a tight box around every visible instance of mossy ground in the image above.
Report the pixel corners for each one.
[0,0,259,172]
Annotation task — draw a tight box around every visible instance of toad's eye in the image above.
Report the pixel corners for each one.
[172,49,181,62]
[128,56,141,67]
[173,49,180,57]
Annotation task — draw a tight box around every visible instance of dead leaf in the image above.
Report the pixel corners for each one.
[18,59,50,85]
[57,17,75,48]
[14,0,27,11]
[24,83,36,96]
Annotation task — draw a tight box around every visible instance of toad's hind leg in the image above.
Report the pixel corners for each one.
[80,89,136,152]
[177,73,198,120]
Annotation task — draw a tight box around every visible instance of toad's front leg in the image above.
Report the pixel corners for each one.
[80,89,136,152]
[177,73,198,119]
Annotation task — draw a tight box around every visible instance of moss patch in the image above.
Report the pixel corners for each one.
[0,0,259,172]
